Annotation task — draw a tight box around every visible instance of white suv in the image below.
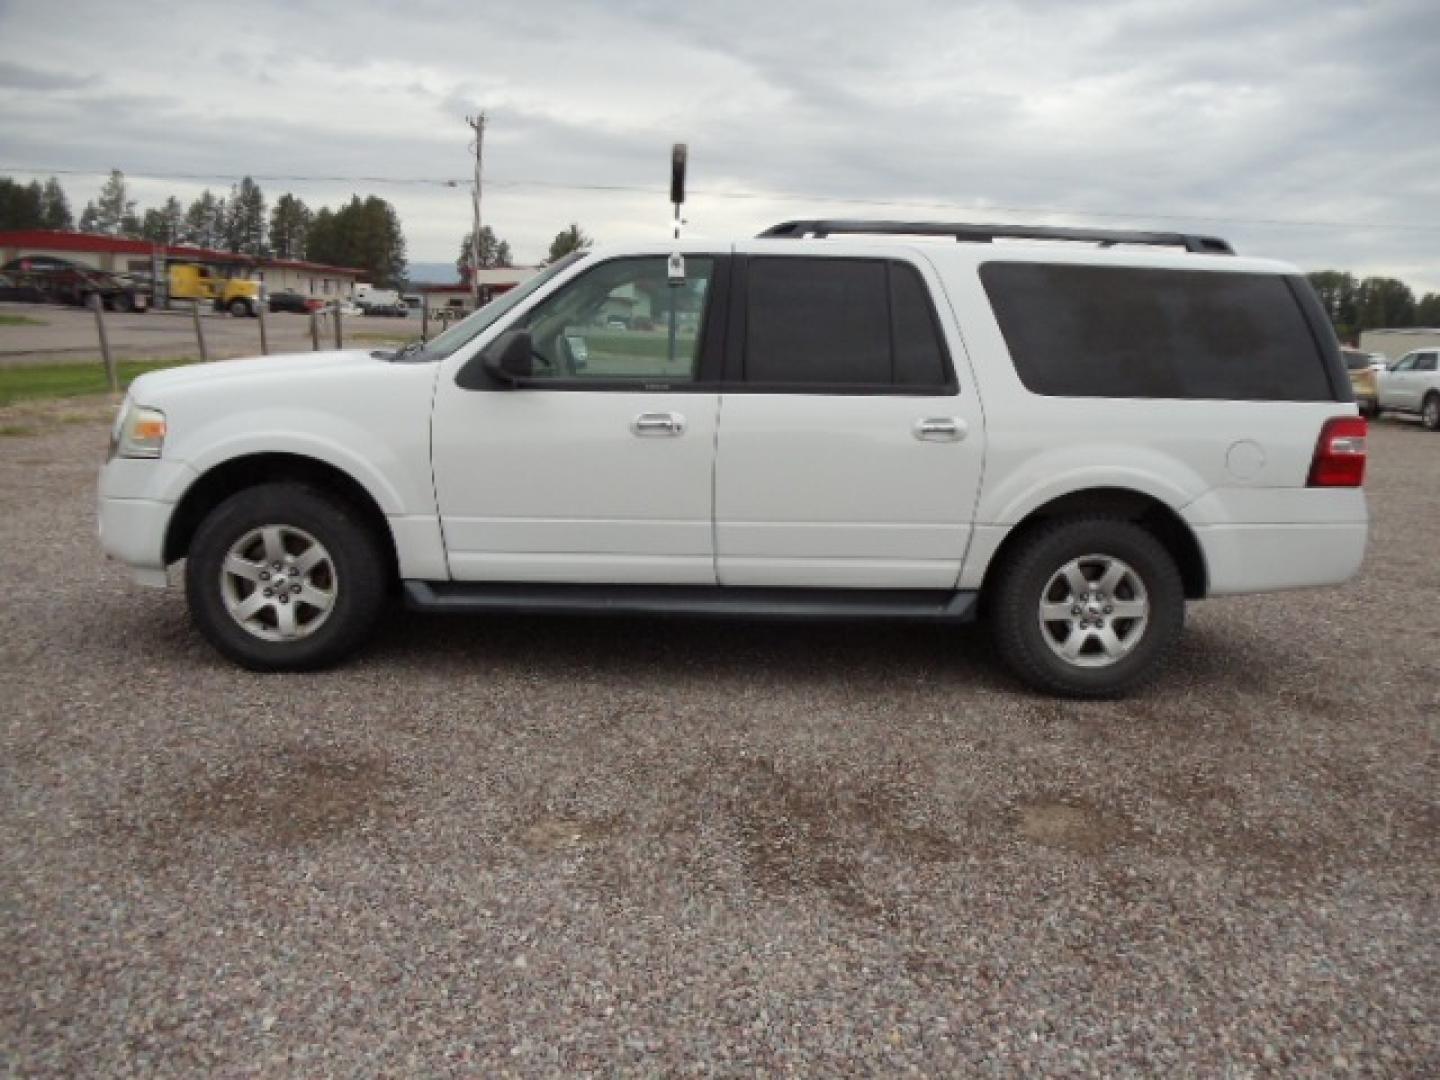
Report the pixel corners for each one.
[99,220,1369,696]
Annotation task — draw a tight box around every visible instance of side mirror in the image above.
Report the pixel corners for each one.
[456,329,532,389]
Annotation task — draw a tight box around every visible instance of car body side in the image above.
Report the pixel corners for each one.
[99,238,1368,604]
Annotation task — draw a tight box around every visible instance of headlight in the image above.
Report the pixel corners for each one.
[111,403,167,459]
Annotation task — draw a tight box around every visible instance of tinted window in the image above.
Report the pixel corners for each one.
[1418,353,1438,373]
[891,262,948,386]
[1341,349,1370,371]
[745,257,951,388]
[980,263,1336,401]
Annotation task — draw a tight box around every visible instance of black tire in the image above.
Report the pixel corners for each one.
[229,298,251,317]
[1422,393,1440,432]
[111,291,134,314]
[185,482,388,671]
[989,517,1184,698]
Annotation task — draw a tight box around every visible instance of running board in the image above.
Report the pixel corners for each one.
[403,581,978,622]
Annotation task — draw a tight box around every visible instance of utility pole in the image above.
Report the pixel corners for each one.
[465,113,486,310]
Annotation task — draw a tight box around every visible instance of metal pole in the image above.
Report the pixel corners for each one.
[310,310,321,351]
[257,293,270,355]
[333,305,343,350]
[191,300,209,363]
[421,294,430,343]
[90,294,118,395]
[466,113,486,310]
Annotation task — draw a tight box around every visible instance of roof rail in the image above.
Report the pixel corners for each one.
[757,220,1235,255]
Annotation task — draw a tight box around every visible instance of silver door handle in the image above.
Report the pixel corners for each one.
[631,412,686,436]
[914,417,966,442]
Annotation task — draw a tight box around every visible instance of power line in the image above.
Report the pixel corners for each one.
[3,163,1437,234]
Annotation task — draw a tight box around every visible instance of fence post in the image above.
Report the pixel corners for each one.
[191,300,209,363]
[90,294,119,395]
[257,295,270,355]
[310,310,321,351]
[333,305,343,350]
[421,294,429,343]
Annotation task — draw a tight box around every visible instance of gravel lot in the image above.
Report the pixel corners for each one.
[2,412,1436,1076]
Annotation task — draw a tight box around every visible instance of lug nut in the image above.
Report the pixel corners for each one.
[278,594,289,604]
[1104,605,1113,614]
[259,570,270,581]
[1095,618,1105,628]
[263,588,273,597]
[1071,605,1081,616]
[272,562,282,571]
[291,583,301,594]
[288,567,298,577]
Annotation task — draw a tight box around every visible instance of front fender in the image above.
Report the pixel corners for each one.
[160,407,431,516]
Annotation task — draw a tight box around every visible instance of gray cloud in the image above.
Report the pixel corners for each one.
[0,0,1436,290]
[0,59,93,90]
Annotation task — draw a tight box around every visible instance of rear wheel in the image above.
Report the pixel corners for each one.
[111,291,134,314]
[1422,393,1440,431]
[185,482,388,670]
[989,517,1184,698]
[229,298,251,317]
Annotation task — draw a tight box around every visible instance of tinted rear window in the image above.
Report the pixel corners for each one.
[980,263,1336,401]
[744,257,953,389]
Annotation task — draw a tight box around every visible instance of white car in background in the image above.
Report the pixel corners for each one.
[1376,348,1440,430]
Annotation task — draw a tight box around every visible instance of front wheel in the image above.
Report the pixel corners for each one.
[1422,393,1440,432]
[229,298,251,317]
[185,482,388,670]
[989,517,1184,698]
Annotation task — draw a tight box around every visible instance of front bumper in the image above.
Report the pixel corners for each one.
[97,458,197,587]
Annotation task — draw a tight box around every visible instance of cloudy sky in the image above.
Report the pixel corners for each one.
[1,0,1437,289]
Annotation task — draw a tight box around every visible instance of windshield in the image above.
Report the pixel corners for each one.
[412,253,587,360]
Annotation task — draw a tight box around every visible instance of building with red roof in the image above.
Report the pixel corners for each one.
[0,229,364,300]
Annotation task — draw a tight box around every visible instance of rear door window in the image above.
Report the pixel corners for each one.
[743,257,954,391]
[980,263,1337,401]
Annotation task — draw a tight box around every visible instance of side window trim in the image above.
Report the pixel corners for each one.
[726,254,959,396]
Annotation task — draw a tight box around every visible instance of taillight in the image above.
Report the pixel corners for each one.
[1307,416,1368,487]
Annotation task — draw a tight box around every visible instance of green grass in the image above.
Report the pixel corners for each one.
[0,358,193,406]
[0,314,48,327]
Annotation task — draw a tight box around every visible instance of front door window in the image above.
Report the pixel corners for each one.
[521,256,715,383]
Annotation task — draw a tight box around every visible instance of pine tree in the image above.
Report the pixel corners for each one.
[268,194,312,259]
[457,226,512,283]
[39,177,73,229]
[223,176,267,255]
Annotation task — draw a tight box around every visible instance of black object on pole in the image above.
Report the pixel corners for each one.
[670,143,687,239]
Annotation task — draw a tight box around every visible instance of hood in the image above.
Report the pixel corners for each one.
[128,349,383,403]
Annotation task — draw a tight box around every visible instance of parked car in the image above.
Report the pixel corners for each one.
[1342,348,1380,416]
[1375,348,1440,430]
[98,219,1369,697]
[267,289,317,314]
[362,300,409,318]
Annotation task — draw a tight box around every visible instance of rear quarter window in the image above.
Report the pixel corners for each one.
[980,262,1339,401]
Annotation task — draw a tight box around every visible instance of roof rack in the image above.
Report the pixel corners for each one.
[757,220,1235,255]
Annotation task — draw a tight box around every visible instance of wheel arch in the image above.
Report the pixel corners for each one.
[979,487,1208,601]
[164,452,398,581]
